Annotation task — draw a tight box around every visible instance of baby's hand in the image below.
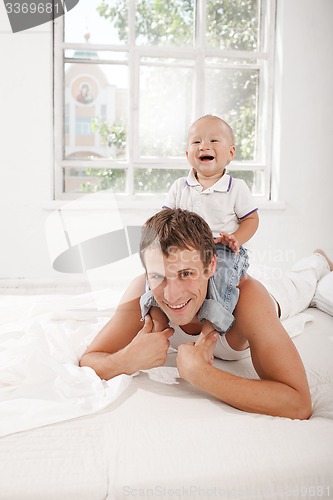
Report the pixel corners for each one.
[214,232,240,254]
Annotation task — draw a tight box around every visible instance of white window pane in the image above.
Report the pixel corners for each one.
[206,56,258,66]
[229,170,265,196]
[64,168,127,194]
[65,50,128,63]
[134,168,189,193]
[206,0,260,51]
[64,0,128,45]
[139,61,194,158]
[135,0,195,47]
[64,63,128,161]
[204,66,259,161]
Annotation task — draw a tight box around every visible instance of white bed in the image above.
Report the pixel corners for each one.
[0,283,333,499]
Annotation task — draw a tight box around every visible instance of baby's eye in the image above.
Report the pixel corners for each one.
[211,139,219,143]
[192,140,200,144]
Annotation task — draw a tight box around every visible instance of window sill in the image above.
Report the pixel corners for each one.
[256,200,286,211]
[42,197,286,212]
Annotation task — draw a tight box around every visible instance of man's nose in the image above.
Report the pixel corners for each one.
[163,278,183,304]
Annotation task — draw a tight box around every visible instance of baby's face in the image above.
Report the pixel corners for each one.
[186,117,235,181]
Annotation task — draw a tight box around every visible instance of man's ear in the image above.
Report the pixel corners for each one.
[186,150,189,159]
[207,254,217,278]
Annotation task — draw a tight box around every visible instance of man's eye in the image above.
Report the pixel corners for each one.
[148,275,164,286]
[180,271,192,279]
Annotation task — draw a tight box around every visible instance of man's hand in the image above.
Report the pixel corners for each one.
[214,232,240,254]
[196,320,217,365]
[176,330,218,384]
[124,315,174,373]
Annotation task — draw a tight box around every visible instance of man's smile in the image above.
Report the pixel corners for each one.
[165,299,191,310]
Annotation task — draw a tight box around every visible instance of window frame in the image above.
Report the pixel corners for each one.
[53,0,277,200]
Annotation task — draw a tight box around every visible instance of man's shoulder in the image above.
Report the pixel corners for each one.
[236,276,274,316]
[238,274,265,292]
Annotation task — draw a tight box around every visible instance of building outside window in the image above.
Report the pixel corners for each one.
[54,0,276,199]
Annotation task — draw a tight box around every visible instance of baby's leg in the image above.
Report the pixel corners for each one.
[149,306,170,332]
[261,251,330,320]
[215,244,248,313]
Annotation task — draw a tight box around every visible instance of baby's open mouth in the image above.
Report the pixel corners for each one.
[200,155,214,161]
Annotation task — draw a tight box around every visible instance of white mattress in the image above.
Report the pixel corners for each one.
[0,291,332,499]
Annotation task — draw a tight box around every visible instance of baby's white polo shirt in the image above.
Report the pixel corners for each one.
[163,169,258,238]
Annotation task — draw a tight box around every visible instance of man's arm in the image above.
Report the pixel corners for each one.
[80,274,173,379]
[176,278,311,419]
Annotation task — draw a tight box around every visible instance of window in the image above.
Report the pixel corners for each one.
[54,0,276,199]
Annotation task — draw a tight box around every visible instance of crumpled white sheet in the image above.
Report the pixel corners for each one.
[140,366,180,385]
[0,293,132,437]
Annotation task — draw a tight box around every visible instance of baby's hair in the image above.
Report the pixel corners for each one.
[188,114,235,144]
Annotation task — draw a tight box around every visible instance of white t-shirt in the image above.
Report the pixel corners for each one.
[164,169,258,238]
[169,322,250,361]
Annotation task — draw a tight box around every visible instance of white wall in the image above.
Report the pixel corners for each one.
[0,0,332,286]
[253,0,333,270]
[0,3,54,280]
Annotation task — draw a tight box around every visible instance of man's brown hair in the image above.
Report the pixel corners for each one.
[140,208,216,269]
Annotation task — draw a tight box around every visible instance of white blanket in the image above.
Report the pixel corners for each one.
[0,293,131,437]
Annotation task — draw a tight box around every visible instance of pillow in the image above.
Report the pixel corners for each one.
[312,272,333,316]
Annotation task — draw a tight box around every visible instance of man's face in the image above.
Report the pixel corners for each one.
[144,246,216,326]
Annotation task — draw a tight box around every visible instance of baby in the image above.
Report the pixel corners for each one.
[140,115,259,334]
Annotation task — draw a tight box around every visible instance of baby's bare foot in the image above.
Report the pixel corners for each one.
[314,249,333,271]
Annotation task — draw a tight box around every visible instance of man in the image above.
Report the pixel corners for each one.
[80,209,332,419]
